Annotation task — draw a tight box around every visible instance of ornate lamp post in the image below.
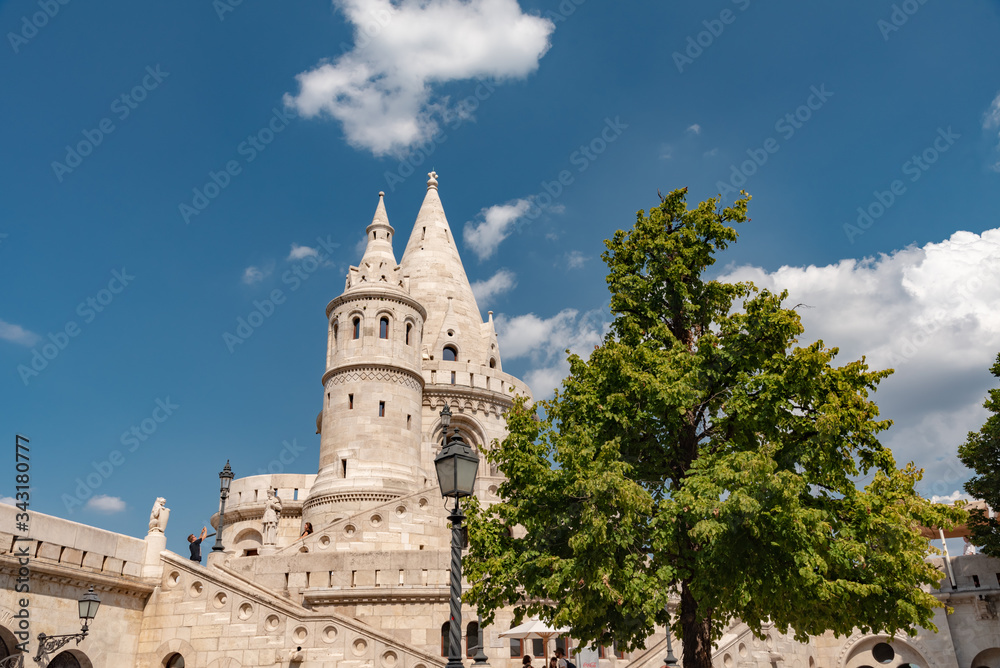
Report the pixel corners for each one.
[27,586,101,665]
[434,405,480,668]
[663,604,678,668]
[472,613,490,667]
[213,460,234,552]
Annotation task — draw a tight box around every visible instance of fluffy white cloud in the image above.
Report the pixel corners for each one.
[463,199,532,260]
[0,318,39,346]
[288,244,319,260]
[985,91,1000,172]
[242,265,270,285]
[285,0,554,157]
[687,123,701,135]
[85,495,126,514]
[721,226,1000,497]
[0,496,16,506]
[566,251,587,269]
[931,490,973,505]
[495,308,607,398]
[471,269,516,304]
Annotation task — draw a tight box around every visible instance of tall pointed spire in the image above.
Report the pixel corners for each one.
[400,172,493,366]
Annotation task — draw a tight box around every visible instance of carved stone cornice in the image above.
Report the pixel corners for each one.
[0,554,155,599]
[322,363,425,389]
[326,288,427,320]
[302,586,452,606]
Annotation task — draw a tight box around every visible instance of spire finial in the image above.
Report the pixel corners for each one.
[379,191,385,198]
[427,171,438,190]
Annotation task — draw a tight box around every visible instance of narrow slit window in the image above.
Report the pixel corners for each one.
[489,358,496,368]
[379,401,385,417]
[451,371,456,385]
[399,569,405,585]
[353,317,361,339]
[380,317,389,339]
[349,394,354,409]
[351,570,357,587]
[405,323,412,345]
[342,459,348,477]
[407,414,412,428]
[375,570,381,587]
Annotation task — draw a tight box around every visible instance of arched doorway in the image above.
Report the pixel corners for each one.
[970,648,1000,668]
[48,649,93,668]
[844,637,929,668]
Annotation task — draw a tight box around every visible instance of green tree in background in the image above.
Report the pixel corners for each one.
[465,188,963,668]
[959,353,1000,556]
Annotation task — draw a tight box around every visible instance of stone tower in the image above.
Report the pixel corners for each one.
[303,191,428,528]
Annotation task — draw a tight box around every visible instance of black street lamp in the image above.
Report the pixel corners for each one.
[29,586,101,665]
[434,404,480,668]
[213,460,234,553]
[472,614,490,667]
[663,604,678,668]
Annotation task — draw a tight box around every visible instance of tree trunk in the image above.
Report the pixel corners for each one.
[680,579,713,668]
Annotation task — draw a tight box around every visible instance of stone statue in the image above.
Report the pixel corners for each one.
[148,497,169,533]
[262,489,282,546]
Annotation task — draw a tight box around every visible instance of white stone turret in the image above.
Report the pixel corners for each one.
[304,193,428,528]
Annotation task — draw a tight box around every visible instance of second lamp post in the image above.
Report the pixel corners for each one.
[433,405,480,668]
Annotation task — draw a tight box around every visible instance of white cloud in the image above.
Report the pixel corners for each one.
[242,265,271,285]
[495,308,607,398]
[984,91,1000,172]
[721,226,1000,497]
[659,144,673,160]
[0,496,16,505]
[0,319,39,346]
[471,269,517,304]
[703,148,719,158]
[463,199,532,260]
[285,0,554,157]
[687,123,701,135]
[930,490,973,505]
[566,251,587,269]
[288,244,319,261]
[85,495,126,514]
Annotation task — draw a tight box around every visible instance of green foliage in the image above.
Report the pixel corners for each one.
[464,189,964,668]
[959,353,1000,556]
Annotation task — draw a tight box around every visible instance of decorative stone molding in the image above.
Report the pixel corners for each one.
[324,365,424,391]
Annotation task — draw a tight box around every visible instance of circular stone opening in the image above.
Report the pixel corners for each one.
[739,644,748,658]
[319,535,331,549]
[238,602,254,620]
[418,498,428,508]
[353,638,369,656]
[166,571,180,587]
[344,524,356,537]
[265,615,280,632]
[395,505,407,517]
[872,643,895,665]
[370,514,383,527]
[293,627,308,643]
[323,626,338,643]
[383,651,399,667]
[213,592,227,608]
[724,654,733,668]
[189,581,204,597]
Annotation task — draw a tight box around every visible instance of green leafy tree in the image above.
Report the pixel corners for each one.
[465,189,964,668]
[959,353,1000,555]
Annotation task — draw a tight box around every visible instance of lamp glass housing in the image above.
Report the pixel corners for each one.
[434,438,479,498]
[79,586,100,623]
[219,460,234,492]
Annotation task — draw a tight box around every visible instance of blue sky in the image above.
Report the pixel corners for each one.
[2,0,999,555]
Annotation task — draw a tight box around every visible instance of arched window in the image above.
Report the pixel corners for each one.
[466,621,480,658]
[443,345,457,361]
[49,653,84,668]
[165,654,186,668]
[380,317,390,339]
[353,317,361,339]
[441,622,451,657]
[405,323,412,345]
[333,323,338,342]
[489,358,496,368]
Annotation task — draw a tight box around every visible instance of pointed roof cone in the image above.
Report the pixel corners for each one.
[359,191,398,266]
[400,172,491,364]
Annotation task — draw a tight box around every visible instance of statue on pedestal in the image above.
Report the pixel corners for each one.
[262,489,282,545]
[148,497,169,533]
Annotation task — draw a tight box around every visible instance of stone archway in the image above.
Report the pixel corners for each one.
[155,638,197,668]
[48,649,94,668]
[842,636,930,668]
[970,648,1000,668]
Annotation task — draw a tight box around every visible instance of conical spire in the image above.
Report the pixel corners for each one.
[400,172,492,365]
[344,192,401,291]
